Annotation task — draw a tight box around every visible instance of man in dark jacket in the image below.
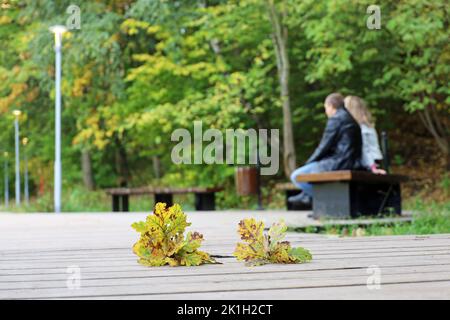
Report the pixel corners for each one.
[288,93,362,205]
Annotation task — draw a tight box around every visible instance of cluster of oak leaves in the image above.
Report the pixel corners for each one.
[132,203,312,267]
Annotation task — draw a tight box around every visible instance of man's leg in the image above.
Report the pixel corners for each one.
[287,162,324,206]
[290,162,322,197]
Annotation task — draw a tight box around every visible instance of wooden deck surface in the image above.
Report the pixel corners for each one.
[0,212,449,300]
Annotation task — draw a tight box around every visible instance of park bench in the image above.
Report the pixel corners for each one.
[104,186,224,212]
[295,170,408,218]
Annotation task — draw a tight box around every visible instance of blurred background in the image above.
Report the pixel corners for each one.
[0,0,448,212]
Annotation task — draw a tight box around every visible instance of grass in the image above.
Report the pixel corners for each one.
[0,184,275,213]
[293,199,450,237]
[0,185,199,213]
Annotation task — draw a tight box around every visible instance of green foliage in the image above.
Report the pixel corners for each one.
[131,202,217,267]
[234,218,312,266]
[0,184,112,213]
[393,154,405,166]
[0,0,447,209]
[440,174,450,195]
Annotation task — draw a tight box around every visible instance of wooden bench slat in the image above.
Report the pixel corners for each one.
[105,186,224,196]
[275,182,297,191]
[295,170,408,183]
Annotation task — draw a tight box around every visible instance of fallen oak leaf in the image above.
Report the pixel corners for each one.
[132,202,218,267]
[234,218,312,266]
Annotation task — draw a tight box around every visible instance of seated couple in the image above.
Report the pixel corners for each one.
[289,92,386,206]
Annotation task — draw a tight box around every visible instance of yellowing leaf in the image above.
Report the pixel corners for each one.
[234,219,312,266]
[131,202,217,267]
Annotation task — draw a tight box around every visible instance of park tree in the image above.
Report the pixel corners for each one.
[266,0,296,177]
[380,0,449,169]
[290,0,449,168]
[0,0,448,209]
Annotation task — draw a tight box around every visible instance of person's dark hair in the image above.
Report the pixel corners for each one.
[325,93,344,109]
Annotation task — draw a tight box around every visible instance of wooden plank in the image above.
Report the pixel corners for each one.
[0,232,445,240]
[3,261,450,287]
[2,254,450,276]
[275,182,297,190]
[0,213,448,299]
[295,170,408,183]
[1,269,449,299]
[1,235,449,258]
[2,233,447,248]
[2,237,449,262]
[2,264,450,291]
[104,186,224,196]
[3,244,450,261]
[2,262,449,286]
[292,216,413,228]
[96,281,450,300]
[1,249,449,270]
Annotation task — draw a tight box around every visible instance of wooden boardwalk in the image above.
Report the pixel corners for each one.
[0,212,449,300]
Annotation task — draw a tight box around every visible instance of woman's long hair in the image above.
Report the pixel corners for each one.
[344,95,374,128]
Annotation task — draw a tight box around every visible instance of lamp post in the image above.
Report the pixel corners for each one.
[3,152,9,208]
[50,25,67,213]
[13,110,21,206]
[22,137,29,205]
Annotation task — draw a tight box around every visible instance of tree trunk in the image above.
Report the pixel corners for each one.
[81,149,95,190]
[115,138,130,187]
[418,105,449,171]
[266,0,296,178]
[152,156,162,179]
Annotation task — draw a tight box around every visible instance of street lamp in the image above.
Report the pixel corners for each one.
[3,152,9,208]
[50,25,67,213]
[22,137,29,205]
[13,109,21,206]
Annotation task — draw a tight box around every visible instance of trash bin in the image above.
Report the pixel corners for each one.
[235,166,258,196]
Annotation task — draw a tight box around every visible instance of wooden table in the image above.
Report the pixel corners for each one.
[0,212,449,299]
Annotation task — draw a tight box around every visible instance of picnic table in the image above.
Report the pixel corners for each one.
[104,186,224,212]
